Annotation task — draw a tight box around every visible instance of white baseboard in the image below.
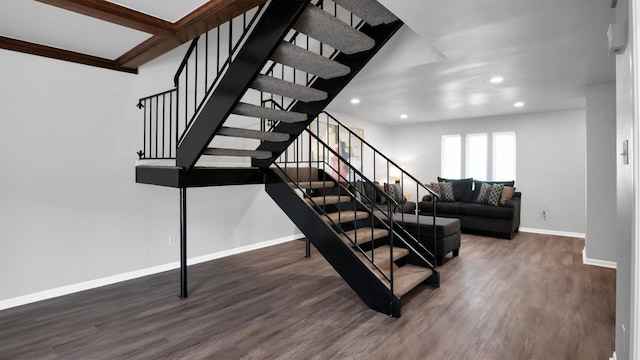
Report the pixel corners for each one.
[610,351,616,360]
[0,234,303,311]
[583,247,617,269]
[519,227,585,238]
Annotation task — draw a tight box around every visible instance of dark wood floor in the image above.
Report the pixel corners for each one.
[1,232,615,359]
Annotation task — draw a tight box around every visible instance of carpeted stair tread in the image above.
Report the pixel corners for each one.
[333,0,398,26]
[233,102,307,123]
[272,42,350,79]
[217,126,289,142]
[338,228,389,247]
[293,5,375,55]
[390,265,433,298]
[367,245,410,269]
[203,148,272,159]
[290,181,335,189]
[324,211,369,224]
[251,75,327,102]
[305,195,351,206]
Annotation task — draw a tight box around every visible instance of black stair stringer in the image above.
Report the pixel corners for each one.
[264,168,401,317]
[252,19,404,168]
[176,0,311,172]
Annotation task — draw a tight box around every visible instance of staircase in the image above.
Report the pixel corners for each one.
[135,0,439,317]
[267,164,439,317]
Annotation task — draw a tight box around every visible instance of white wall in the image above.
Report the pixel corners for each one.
[0,48,301,303]
[615,0,635,357]
[386,110,587,234]
[585,82,617,263]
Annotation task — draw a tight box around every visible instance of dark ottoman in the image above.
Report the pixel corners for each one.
[390,213,461,266]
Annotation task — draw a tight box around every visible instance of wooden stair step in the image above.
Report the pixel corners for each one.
[368,245,410,269]
[305,195,351,207]
[324,211,369,224]
[389,265,433,298]
[338,228,389,247]
[290,181,335,189]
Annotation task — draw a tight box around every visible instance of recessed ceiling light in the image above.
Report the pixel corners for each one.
[513,101,525,107]
[489,76,504,84]
[350,98,360,104]
[400,114,408,119]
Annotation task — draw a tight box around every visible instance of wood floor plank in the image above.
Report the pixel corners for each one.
[0,232,615,359]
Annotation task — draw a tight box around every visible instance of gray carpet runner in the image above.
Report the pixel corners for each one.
[233,102,307,123]
[206,0,396,162]
[271,42,350,79]
[203,148,272,159]
[333,0,398,26]
[251,75,327,103]
[217,126,289,142]
[293,5,375,55]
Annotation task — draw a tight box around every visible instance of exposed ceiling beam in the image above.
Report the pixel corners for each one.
[0,36,137,73]
[2,0,269,73]
[116,0,268,69]
[36,0,174,35]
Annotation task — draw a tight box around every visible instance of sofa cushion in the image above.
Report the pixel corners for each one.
[472,180,515,202]
[461,203,514,219]
[436,201,466,214]
[438,177,474,203]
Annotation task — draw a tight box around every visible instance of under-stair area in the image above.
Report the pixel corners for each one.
[135,0,440,317]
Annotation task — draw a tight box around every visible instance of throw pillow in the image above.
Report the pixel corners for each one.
[384,183,406,204]
[500,186,516,205]
[374,182,385,204]
[472,180,515,202]
[487,184,505,206]
[475,183,492,203]
[438,181,455,202]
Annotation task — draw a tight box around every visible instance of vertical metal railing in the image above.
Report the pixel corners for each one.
[274,123,438,300]
[136,4,266,160]
[312,112,441,261]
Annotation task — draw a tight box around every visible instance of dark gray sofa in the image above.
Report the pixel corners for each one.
[418,178,521,239]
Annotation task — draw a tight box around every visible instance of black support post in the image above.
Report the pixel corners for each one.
[305,238,311,258]
[180,187,188,298]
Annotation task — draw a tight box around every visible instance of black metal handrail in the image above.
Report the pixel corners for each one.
[136,3,266,160]
[303,127,438,262]
[276,124,437,287]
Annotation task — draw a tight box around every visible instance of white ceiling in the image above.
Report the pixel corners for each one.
[326,0,617,124]
[1,0,617,124]
[107,0,208,22]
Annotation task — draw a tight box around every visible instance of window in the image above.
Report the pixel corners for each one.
[493,132,516,181]
[465,133,488,180]
[440,131,517,181]
[441,135,461,178]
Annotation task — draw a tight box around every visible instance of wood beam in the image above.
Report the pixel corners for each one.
[115,0,267,69]
[36,0,174,35]
[0,36,137,74]
[4,0,269,72]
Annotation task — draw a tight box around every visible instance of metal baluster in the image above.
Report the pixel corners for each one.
[162,94,166,158]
